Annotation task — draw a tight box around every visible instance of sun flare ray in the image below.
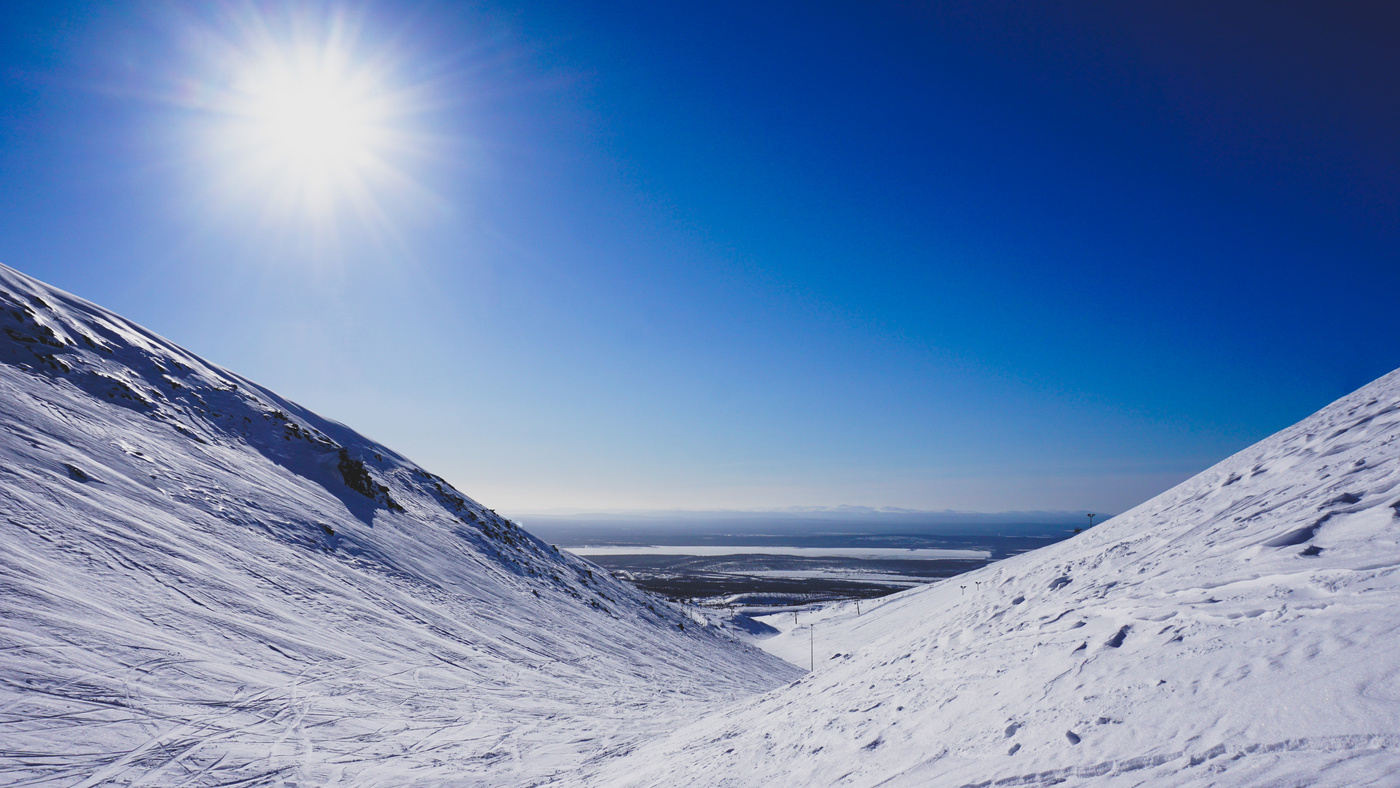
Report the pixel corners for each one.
[183,5,431,236]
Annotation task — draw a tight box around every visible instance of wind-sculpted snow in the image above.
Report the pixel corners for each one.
[0,263,801,787]
[581,371,1400,787]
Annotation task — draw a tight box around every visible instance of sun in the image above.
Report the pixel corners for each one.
[246,53,380,174]
[190,7,425,229]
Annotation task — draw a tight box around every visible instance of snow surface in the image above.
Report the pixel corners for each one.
[579,370,1400,787]
[0,263,801,787]
[8,256,1400,787]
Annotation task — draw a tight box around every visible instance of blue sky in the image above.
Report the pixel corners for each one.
[1,1,1396,515]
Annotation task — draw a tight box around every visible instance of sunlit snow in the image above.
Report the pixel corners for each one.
[4,258,1400,787]
[0,263,798,786]
[581,369,1400,787]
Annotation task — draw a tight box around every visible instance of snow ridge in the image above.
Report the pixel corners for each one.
[582,369,1400,787]
[0,263,800,787]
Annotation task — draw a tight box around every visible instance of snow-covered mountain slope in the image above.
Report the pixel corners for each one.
[581,370,1400,787]
[0,263,801,787]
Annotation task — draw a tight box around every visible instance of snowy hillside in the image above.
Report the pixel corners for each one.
[0,263,800,787]
[581,370,1400,786]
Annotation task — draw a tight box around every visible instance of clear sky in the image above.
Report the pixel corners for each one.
[1,1,1396,515]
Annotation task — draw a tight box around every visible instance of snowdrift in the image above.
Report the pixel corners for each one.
[583,370,1400,787]
[0,263,800,787]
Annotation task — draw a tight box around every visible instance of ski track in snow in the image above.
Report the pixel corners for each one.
[578,371,1400,787]
[0,264,801,787]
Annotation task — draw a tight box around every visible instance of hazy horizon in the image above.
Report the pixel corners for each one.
[512,506,1101,545]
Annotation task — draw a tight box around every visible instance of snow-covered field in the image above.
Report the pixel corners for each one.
[7,258,1400,787]
[580,368,1400,787]
[0,264,800,787]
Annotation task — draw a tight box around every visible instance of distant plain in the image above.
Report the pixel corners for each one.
[526,514,1079,607]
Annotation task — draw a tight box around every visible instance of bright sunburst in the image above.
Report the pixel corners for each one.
[239,46,385,180]
[188,6,428,231]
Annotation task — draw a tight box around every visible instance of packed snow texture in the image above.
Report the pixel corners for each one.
[0,263,801,787]
[580,370,1400,786]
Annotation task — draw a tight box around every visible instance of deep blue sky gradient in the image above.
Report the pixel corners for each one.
[1,1,1396,514]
